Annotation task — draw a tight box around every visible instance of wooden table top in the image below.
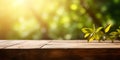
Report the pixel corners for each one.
[0,40,120,49]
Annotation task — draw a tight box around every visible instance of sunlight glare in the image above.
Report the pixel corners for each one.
[12,0,25,7]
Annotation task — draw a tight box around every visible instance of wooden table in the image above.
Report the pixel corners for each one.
[0,40,120,60]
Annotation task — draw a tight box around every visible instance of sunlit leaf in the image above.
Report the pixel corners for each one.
[81,28,88,33]
[104,24,112,33]
[95,34,100,40]
[88,33,95,42]
[117,29,120,33]
[87,28,93,32]
[81,28,93,33]
[96,27,103,33]
[110,32,118,35]
[88,36,95,42]
[84,33,90,38]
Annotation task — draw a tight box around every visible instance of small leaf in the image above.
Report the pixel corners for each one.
[104,24,112,33]
[81,28,88,33]
[96,27,103,33]
[84,33,90,38]
[95,34,100,40]
[117,29,120,33]
[81,28,92,33]
[88,36,95,42]
[88,33,95,42]
[110,32,118,35]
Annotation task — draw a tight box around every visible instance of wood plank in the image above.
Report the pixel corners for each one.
[0,40,8,43]
[50,40,120,43]
[0,40,120,49]
[42,40,120,49]
[0,40,25,48]
[0,40,120,60]
[5,40,51,49]
[50,40,86,43]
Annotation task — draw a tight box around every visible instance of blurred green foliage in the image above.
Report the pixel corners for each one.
[110,26,120,40]
[0,0,120,40]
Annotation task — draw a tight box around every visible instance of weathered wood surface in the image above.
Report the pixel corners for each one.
[6,40,50,49]
[0,40,25,49]
[0,40,120,60]
[0,40,119,49]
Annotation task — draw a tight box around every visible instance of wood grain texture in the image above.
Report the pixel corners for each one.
[0,40,120,60]
[0,40,25,48]
[6,40,50,49]
[1,40,120,49]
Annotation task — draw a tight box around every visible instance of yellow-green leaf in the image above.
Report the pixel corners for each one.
[88,36,94,42]
[105,24,112,33]
[81,28,92,33]
[84,33,90,38]
[95,34,100,40]
[81,28,88,33]
[96,27,103,33]
[117,29,120,33]
[88,33,94,42]
[110,32,118,35]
